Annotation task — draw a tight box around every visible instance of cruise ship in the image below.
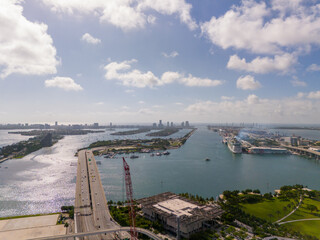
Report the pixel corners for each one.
[227,138,242,154]
[248,147,288,154]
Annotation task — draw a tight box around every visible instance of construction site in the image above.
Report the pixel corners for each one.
[137,192,224,238]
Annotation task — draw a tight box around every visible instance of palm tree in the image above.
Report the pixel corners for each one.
[283,206,287,213]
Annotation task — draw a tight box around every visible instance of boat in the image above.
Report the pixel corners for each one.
[205,158,210,161]
[150,153,154,157]
[156,152,162,156]
[248,147,288,154]
[130,155,139,159]
[163,151,170,155]
[227,138,242,154]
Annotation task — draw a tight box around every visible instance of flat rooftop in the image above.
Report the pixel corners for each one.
[153,198,198,217]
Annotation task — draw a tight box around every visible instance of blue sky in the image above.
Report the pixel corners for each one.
[0,0,320,124]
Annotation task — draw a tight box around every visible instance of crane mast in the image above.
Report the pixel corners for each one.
[122,157,138,240]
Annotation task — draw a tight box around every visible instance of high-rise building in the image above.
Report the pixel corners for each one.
[181,122,185,127]
[93,123,99,128]
[185,121,190,127]
[167,122,169,127]
[170,122,173,127]
[158,120,163,128]
[55,121,58,126]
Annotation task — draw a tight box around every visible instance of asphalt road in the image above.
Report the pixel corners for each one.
[75,150,126,240]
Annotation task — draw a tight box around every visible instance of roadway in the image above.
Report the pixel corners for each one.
[75,150,126,240]
[27,227,162,240]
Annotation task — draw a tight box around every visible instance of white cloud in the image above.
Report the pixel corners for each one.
[42,0,197,31]
[95,102,104,105]
[291,77,306,87]
[104,59,224,88]
[137,0,197,30]
[221,96,234,101]
[45,77,83,91]
[180,74,223,87]
[175,102,183,105]
[227,54,297,74]
[307,91,320,99]
[236,75,261,90]
[162,51,179,58]
[185,94,320,123]
[0,0,58,78]
[147,15,156,24]
[81,33,101,44]
[307,64,320,72]
[138,100,145,104]
[201,0,320,55]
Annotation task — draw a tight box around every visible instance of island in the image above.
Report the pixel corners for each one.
[110,128,151,136]
[146,127,180,137]
[80,128,197,155]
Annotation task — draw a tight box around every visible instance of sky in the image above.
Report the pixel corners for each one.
[0,0,320,125]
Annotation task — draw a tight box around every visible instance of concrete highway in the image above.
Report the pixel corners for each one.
[27,227,162,240]
[75,150,126,240]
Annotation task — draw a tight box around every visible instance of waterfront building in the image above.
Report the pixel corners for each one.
[181,122,185,127]
[93,123,99,128]
[138,192,223,238]
[186,121,190,127]
[291,137,298,146]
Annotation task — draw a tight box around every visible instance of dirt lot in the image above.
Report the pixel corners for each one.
[0,214,66,240]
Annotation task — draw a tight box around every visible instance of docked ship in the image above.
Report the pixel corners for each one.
[248,147,288,154]
[227,138,242,154]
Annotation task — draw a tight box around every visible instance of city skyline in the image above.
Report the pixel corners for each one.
[1,0,320,124]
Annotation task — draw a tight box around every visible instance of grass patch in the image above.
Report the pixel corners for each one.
[0,212,60,221]
[284,198,320,221]
[284,221,320,239]
[241,198,295,222]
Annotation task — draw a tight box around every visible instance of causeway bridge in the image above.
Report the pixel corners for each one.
[282,145,320,160]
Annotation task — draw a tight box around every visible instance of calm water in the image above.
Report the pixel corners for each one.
[0,127,320,217]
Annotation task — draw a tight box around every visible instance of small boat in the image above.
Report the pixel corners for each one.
[205,158,210,161]
[163,151,170,155]
[130,155,139,159]
[156,152,162,156]
[150,153,154,157]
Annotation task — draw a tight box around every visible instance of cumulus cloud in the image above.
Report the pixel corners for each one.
[307,91,320,99]
[45,77,83,91]
[221,96,234,101]
[0,0,58,78]
[162,51,179,58]
[201,0,320,55]
[227,54,297,74]
[104,59,223,88]
[236,75,261,90]
[307,64,320,72]
[42,0,197,31]
[81,33,101,44]
[291,77,306,87]
[185,94,320,123]
[137,0,197,30]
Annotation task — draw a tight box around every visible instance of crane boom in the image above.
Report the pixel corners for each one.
[123,157,138,240]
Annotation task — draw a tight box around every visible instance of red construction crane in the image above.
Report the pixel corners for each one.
[122,157,138,240]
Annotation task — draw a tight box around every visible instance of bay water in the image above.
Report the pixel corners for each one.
[0,126,319,217]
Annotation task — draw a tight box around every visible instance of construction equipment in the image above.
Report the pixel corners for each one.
[122,157,138,240]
